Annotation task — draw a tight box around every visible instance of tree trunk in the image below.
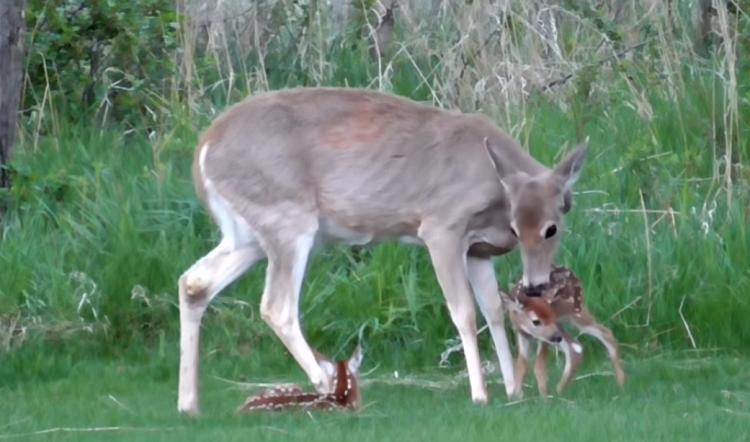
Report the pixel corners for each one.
[0,0,25,189]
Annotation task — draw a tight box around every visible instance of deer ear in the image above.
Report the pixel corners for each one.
[552,140,588,213]
[347,345,364,373]
[553,140,588,194]
[484,137,509,192]
[484,137,501,174]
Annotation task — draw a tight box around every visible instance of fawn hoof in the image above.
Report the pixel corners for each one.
[615,369,626,387]
[555,381,569,395]
[509,389,523,401]
[508,381,524,400]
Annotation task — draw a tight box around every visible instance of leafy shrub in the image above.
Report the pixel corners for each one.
[25,0,178,126]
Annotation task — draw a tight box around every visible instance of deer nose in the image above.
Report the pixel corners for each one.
[550,334,562,344]
[524,284,547,297]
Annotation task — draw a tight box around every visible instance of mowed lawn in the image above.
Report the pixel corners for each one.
[1,351,748,441]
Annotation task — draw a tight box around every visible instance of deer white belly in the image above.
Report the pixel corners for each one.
[317,218,423,247]
[318,218,374,245]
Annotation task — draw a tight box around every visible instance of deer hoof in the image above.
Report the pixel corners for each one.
[177,403,200,417]
[472,390,489,405]
[312,373,333,395]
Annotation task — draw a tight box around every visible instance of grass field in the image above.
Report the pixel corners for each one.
[1,350,749,441]
[1,2,749,441]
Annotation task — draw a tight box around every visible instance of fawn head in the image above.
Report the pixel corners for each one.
[487,141,588,292]
[503,291,564,344]
[314,345,364,410]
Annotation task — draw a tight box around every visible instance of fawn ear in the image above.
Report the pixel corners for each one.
[347,345,364,373]
[500,290,523,312]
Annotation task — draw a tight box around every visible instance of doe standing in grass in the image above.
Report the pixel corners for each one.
[176,87,587,415]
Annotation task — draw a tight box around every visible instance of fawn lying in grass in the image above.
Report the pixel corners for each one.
[237,346,363,413]
[503,266,625,398]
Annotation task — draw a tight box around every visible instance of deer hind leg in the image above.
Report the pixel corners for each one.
[258,221,333,396]
[466,257,516,399]
[421,229,487,403]
[512,332,531,399]
[573,309,625,387]
[178,240,265,416]
[555,331,583,395]
[534,342,549,398]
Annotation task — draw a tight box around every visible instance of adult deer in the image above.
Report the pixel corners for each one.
[177,87,587,415]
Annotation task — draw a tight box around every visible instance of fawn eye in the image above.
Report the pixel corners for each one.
[544,224,557,239]
[532,319,541,326]
[509,226,518,238]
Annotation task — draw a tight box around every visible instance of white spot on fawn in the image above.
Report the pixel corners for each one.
[571,342,583,354]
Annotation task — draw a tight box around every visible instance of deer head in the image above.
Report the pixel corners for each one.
[487,141,588,293]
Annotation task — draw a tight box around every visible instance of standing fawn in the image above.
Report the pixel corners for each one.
[238,346,363,413]
[504,266,625,398]
[177,87,588,414]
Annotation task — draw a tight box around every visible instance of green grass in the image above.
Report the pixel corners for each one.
[1,349,749,441]
[1,71,748,362]
[1,4,749,440]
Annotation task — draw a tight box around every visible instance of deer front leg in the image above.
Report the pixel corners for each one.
[572,308,625,387]
[422,230,487,404]
[466,256,516,399]
[259,227,334,396]
[178,241,265,416]
[513,331,531,399]
[555,331,583,395]
[534,342,550,398]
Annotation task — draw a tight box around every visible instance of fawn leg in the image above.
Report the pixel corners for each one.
[555,331,583,395]
[572,308,625,387]
[513,332,531,399]
[534,342,550,398]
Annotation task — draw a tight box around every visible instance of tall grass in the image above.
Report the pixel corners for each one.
[0,0,748,368]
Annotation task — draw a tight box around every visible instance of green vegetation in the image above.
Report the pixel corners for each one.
[1,351,748,441]
[0,0,748,438]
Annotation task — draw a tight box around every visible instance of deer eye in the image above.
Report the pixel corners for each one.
[532,319,541,326]
[544,224,557,239]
